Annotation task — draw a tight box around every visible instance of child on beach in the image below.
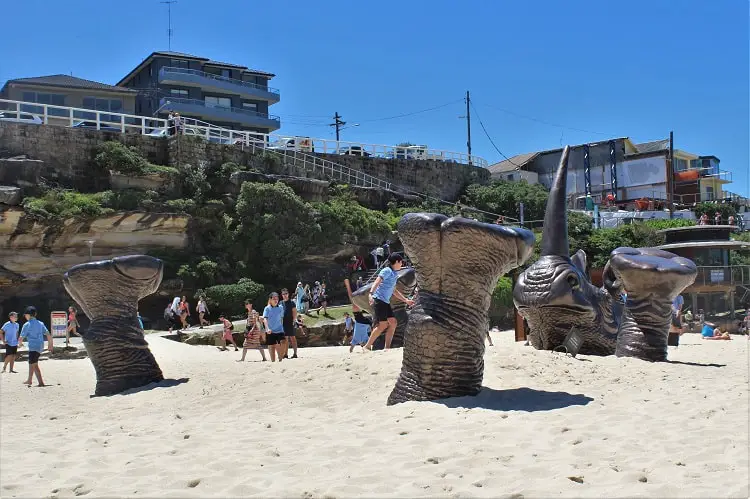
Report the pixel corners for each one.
[262,292,286,362]
[67,306,81,337]
[238,310,266,361]
[1,311,20,373]
[350,306,372,353]
[18,306,53,387]
[343,312,354,345]
[218,315,239,351]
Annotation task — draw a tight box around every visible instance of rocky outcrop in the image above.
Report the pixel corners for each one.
[229,170,421,209]
[0,209,189,297]
[109,171,172,191]
[0,155,44,188]
[0,186,21,205]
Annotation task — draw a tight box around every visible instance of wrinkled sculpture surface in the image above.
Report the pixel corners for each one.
[63,255,165,395]
[351,267,417,349]
[513,146,697,361]
[388,214,535,405]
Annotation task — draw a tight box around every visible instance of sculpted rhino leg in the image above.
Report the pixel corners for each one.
[387,213,534,405]
[608,248,697,361]
[63,255,165,396]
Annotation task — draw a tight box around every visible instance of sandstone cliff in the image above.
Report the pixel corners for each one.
[0,209,189,297]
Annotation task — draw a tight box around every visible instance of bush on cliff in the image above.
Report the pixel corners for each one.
[94,141,176,176]
[233,182,321,280]
[314,192,392,244]
[23,190,112,221]
[462,180,549,225]
[204,278,264,317]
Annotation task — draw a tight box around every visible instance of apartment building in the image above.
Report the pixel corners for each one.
[488,137,744,209]
[116,51,280,134]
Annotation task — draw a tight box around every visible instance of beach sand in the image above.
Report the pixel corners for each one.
[1,331,747,498]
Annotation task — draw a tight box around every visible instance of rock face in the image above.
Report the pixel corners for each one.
[63,255,165,396]
[0,209,189,297]
[0,186,21,205]
[229,170,421,209]
[0,156,44,188]
[109,171,172,191]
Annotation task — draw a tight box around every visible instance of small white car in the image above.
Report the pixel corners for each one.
[0,112,43,124]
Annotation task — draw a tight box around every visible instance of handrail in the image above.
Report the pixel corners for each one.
[692,265,750,287]
[160,97,280,120]
[160,66,280,94]
[0,98,167,133]
[0,98,489,167]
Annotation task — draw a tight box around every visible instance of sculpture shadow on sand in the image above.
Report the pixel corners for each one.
[90,377,190,398]
[433,387,594,412]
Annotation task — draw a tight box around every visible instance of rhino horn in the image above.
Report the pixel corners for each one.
[540,145,570,257]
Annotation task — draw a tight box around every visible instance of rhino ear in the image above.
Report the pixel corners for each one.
[571,249,588,275]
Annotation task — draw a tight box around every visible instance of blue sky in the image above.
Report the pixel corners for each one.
[2,0,748,196]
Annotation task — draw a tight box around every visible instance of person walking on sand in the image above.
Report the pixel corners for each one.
[1,311,20,373]
[218,315,238,351]
[364,253,415,350]
[67,306,81,338]
[18,306,53,387]
[343,312,354,345]
[238,310,266,362]
[262,292,286,362]
[179,296,191,329]
[280,288,298,359]
[294,282,306,314]
[196,296,210,327]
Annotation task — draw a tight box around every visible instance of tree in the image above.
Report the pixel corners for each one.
[461,180,549,224]
[204,278,264,317]
[233,182,320,280]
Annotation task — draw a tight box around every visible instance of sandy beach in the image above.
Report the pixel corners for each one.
[1,331,747,498]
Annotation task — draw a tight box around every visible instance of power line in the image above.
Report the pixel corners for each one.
[478,101,611,136]
[356,99,462,123]
[468,101,522,167]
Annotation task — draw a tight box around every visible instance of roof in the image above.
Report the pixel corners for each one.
[657,240,750,251]
[117,51,275,86]
[3,74,137,94]
[633,139,670,154]
[488,152,539,174]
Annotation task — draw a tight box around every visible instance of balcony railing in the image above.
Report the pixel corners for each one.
[692,266,750,288]
[160,66,280,95]
[160,97,280,121]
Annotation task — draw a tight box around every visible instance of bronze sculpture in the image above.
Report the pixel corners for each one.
[63,255,165,396]
[387,213,535,404]
[513,146,697,360]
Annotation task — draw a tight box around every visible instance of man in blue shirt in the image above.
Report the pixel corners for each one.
[365,253,415,350]
[1,311,20,373]
[18,306,53,387]
[263,292,286,362]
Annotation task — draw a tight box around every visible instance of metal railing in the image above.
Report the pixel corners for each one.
[0,98,488,167]
[159,97,280,120]
[0,99,167,134]
[233,133,393,190]
[692,266,750,288]
[160,66,280,95]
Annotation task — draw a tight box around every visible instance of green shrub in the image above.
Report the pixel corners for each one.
[204,278,264,316]
[99,189,160,211]
[23,190,112,221]
[94,141,176,176]
[165,198,197,214]
[314,194,392,244]
[643,218,694,230]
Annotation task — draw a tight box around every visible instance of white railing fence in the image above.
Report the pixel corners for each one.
[0,99,167,135]
[0,98,488,167]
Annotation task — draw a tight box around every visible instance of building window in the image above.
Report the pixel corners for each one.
[704,186,714,200]
[242,102,258,112]
[205,96,231,108]
[675,158,688,171]
[170,59,189,69]
[82,97,124,121]
[170,89,189,97]
[221,69,231,78]
[21,91,66,116]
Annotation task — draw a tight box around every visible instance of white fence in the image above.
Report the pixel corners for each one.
[0,98,488,167]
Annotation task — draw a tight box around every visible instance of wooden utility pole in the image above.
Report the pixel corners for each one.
[465,90,472,165]
[330,112,345,141]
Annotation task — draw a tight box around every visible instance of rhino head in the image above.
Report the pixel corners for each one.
[513,146,620,355]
